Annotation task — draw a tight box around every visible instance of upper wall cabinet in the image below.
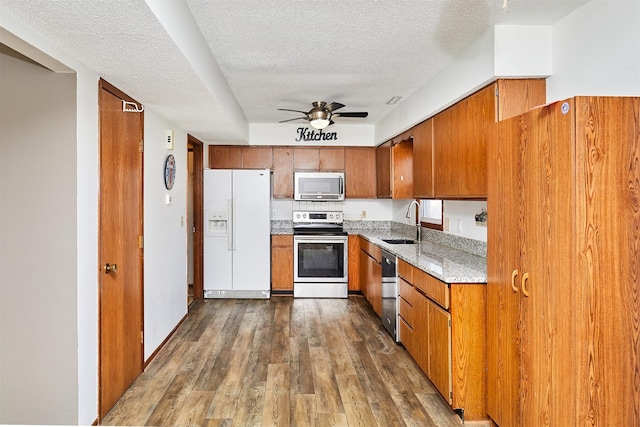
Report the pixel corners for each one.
[272,147,293,198]
[375,141,391,198]
[345,147,377,198]
[376,130,413,199]
[412,118,434,199]
[293,147,345,171]
[432,79,546,199]
[209,145,243,169]
[208,146,273,170]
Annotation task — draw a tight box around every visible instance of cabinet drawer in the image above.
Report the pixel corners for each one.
[398,277,414,303]
[398,259,413,282]
[414,268,449,309]
[399,317,415,356]
[360,237,381,262]
[399,297,414,327]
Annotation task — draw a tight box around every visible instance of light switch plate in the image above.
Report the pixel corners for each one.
[165,130,174,150]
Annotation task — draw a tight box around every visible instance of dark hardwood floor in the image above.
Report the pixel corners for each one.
[101,296,464,426]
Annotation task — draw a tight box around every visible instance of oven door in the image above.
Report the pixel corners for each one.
[293,235,348,298]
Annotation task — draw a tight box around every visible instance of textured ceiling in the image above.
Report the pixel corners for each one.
[1,0,590,144]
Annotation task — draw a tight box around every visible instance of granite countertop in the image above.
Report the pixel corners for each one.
[271,220,487,284]
[355,229,487,284]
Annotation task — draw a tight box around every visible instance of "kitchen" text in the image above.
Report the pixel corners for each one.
[295,127,338,142]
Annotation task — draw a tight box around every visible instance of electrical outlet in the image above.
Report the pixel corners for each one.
[361,210,367,219]
[272,210,277,218]
[444,218,450,231]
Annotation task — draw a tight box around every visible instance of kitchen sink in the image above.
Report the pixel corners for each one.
[382,238,417,245]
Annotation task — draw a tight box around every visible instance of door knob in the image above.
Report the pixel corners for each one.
[104,263,117,274]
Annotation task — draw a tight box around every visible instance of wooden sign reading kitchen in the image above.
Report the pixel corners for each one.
[295,127,338,142]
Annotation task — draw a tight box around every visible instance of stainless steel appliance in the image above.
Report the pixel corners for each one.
[381,249,399,341]
[294,171,345,201]
[293,210,348,298]
[203,169,271,299]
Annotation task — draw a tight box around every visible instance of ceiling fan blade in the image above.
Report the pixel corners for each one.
[278,108,309,114]
[325,102,345,112]
[335,112,368,118]
[278,117,308,123]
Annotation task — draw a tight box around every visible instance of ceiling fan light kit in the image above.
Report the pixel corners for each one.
[279,101,368,129]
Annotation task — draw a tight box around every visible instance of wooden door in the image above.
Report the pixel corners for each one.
[273,147,293,197]
[428,299,452,404]
[519,100,575,427]
[376,141,391,198]
[293,147,320,170]
[271,235,293,292]
[98,80,144,418]
[391,139,413,199]
[188,135,204,301]
[486,107,524,426]
[209,145,242,168]
[412,290,430,376]
[345,147,376,198]
[318,147,345,171]
[412,119,434,198]
[574,97,640,426]
[242,146,273,169]
[347,235,360,291]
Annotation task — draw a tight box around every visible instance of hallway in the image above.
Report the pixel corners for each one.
[101,296,462,426]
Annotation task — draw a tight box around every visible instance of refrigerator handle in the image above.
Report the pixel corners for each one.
[227,199,234,251]
[230,198,237,251]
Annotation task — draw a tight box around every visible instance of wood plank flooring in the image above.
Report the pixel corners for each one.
[101,296,464,427]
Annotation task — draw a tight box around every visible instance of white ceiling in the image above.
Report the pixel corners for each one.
[1,0,590,144]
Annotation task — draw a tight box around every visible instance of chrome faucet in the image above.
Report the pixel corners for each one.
[405,200,422,242]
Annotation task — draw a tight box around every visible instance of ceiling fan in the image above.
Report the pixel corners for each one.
[278,101,368,129]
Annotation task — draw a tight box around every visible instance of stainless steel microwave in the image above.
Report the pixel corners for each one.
[294,172,345,201]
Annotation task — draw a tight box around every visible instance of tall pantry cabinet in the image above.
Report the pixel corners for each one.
[486,97,640,427]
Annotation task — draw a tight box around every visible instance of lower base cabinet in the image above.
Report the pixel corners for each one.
[398,259,486,422]
[270,235,293,292]
[359,237,381,316]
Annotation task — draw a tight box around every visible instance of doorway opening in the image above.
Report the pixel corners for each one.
[187,135,204,305]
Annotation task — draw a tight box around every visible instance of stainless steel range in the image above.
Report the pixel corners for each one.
[293,210,348,298]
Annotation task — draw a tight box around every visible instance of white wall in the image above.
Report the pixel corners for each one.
[0,50,79,424]
[547,0,640,100]
[271,197,392,221]
[143,110,189,360]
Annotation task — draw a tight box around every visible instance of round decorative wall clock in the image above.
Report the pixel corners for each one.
[164,154,176,190]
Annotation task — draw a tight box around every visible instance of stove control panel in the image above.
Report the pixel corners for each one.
[293,210,343,224]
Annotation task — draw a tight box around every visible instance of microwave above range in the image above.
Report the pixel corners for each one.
[294,171,345,201]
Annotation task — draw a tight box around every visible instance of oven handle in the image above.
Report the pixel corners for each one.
[294,235,347,243]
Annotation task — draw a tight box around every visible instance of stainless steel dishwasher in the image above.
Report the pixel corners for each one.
[381,249,399,342]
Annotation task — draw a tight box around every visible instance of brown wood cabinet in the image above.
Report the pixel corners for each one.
[359,237,381,316]
[272,147,293,198]
[398,259,486,421]
[319,147,344,171]
[209,145,243,169]
[242,146,273,169]
[270,235,293,292]
[433,79,545,199]
[376,132,413,199]
[487,97,640,427]
[412,118,434,198]
[293,147,344,171]
[345,147,376,198]
[347,235,360,291]
[208,145,273,169]
[375,141,391,197]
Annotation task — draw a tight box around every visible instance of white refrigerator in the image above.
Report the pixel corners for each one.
[203,169,271,298]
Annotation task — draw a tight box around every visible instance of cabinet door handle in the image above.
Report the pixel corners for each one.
[521,272,530,297]
[511,269,519,292]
